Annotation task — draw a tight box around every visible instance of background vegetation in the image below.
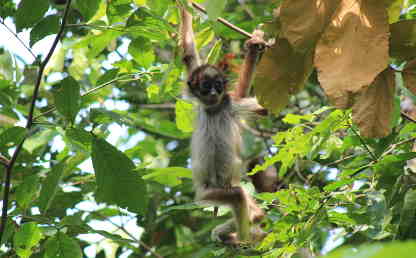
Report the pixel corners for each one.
[1,0,416,257]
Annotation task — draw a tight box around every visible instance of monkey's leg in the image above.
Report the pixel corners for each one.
[247,195,265,223]
[211,219,237,244]
[200,187,251,242]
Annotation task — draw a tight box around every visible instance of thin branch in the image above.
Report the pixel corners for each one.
[0,155,10,167]
[34,75,140,120]
[89,210,163,258]
[401,111,416,124]
[349,125,378,161]
[382,136,416,158]
[0,18,37,60]
[137,103,176,109]
[191,2,252,38]
[326,153,361,167]
[0,0,73,243]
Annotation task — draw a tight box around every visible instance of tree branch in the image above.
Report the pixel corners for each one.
[0,0,73,243]
[0,155,10,167]
[0,18,37,60]
[191,2,252,38]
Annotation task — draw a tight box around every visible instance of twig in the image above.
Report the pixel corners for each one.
[0,0,73,243]
[0,155,10,167]
[33,75,141,120]
[90,210,163,258]
[349,125,377,161]
[381,136,416,158]
[137,103,176,109]
[326,153,360,167]
[0,18,37,60]
[401,111,416,124]
[191,2,252,38]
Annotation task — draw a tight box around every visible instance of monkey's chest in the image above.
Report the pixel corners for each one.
[191,113,242,187]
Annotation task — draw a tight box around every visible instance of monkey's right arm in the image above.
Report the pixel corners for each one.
[179,1,201,74]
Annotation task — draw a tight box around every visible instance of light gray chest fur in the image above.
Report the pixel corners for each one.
[191,105,243,193]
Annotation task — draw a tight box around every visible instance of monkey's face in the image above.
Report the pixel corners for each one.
[189,65,227,107]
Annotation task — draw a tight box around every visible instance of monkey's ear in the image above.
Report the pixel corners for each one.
[216,53,236,74]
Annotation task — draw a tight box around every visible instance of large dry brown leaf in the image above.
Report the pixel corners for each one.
[402,59,416,95]
[315,0,390,108]
[390,20,416,61]
[253,38,314,114]
[352,68,395,138]
[280,0,341,51]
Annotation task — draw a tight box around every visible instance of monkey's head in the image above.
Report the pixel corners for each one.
[188,64,228,107]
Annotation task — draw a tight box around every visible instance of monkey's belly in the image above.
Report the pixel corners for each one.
[191,153,242,190]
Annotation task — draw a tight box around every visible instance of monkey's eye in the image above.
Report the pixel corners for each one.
[200,82,211,95]
[214,81,223,92]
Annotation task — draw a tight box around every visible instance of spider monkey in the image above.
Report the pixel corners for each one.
[179,2,267,245]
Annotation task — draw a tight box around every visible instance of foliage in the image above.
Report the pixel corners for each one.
[0,0,416,257]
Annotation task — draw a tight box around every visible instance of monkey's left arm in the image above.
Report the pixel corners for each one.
[232,29,266,100]
[179,1,200,74]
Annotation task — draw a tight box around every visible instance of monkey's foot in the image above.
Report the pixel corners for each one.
[250,208,265,223]
[213,237,269,257]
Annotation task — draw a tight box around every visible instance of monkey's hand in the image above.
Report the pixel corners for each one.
[245,29,267,54]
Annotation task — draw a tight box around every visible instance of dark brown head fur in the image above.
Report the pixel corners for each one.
[187,64,228,108]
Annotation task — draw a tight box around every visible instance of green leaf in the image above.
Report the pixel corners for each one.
[143,167,193,187]
[126,8,173,41]
[38,160,66,213]
[398,189,416,238]
[30,15,60,47]
[146,84,160,101]
[53,77,81,123]
[324,178,355,192]
[134,0,147,5]
[44,233,82,258]
[65,127,92,151]
[90,108,126,124]
[15,0,49,32]
[196,26,215,50]
[75,0,101,22]
[107,1,132,24]
[87,30,123,57]
[15,175,40,210]
[128,37,155,68]
[0,126,26,149]
[14,222,43,258]
[205,0,227,21]
[91,137,148,214]
[323,241,416,258]
[374,152,416,172]
[0,219,15,246]
[282,113,315,124]
[206,39,223,65]
[0,0,16,19]
[175,100,195,133]
[68,47,88,80]
[23,129,56,153]
[96,68,119,86]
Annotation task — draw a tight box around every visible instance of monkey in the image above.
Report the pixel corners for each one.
[179,2,268,246]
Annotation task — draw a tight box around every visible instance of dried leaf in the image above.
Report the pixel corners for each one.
[280,0,341,51]
[402,59,416,95]
[253,38,314,114]
[390,20,416,61]
[315,0,389,108]
[352,68,395,138]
